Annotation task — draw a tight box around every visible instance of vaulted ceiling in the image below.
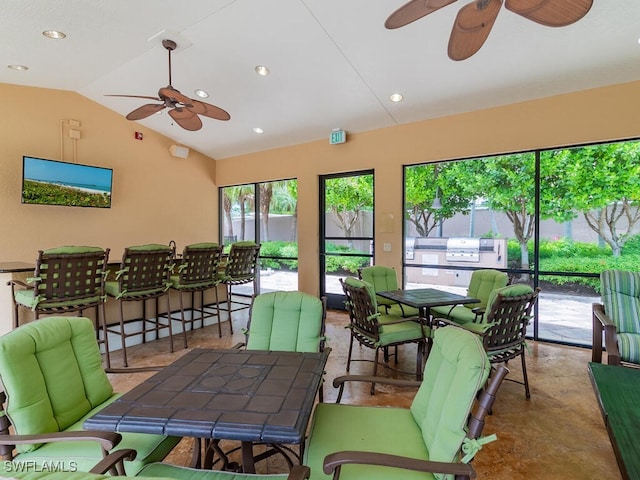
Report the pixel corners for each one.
[3,1,639,159]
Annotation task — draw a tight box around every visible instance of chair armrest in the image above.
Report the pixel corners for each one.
[288,465,311,480]
[105,366,165,374]
[0,430,122,453]
[432,317,461,328]
[6,280,30,289]
[323,451,476,479]
[332,375,421,403]
[89,448,137,475]
[592,303,621,365]
[471,306,485,322]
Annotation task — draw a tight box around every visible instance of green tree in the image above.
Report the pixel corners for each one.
[559,142,640,256]
[404,163,474,237]
[325,175,373,246]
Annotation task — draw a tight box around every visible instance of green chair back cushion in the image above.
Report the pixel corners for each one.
[600,270,640,363]
[0,317,113,453]
[601,270,640,334]
[466,269,509,310]
[483,284,534,319]
[344,276,378,312]
[410,326,489,473]
[246,291,323,352]
[360,266,398,307]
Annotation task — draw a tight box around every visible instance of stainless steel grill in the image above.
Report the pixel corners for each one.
[445,237,480,263]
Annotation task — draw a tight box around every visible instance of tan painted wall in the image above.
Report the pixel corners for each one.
[0,83,218,263]
[215,80,640,296]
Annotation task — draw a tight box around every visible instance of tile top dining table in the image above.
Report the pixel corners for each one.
[84,347,330,473]
[376,287,479,324]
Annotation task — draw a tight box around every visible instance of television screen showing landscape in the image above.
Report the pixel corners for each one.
[22,156,113,208]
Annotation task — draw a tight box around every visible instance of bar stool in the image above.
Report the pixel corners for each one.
[104,244,174,367]
[217,241,261,333]
[7,246,110,359]
[169,242,224,343]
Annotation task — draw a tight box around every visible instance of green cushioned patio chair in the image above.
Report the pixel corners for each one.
[7,246,110,355]
[340,277,429,395]
[592,270,640,367]
[359,265,419,317]
[104,244,174,367]
[169,242,224,343]
[0,316,180,477]
[217,241,261,333]
[431,269,508,325]
[439,284,539,399]
[304,326,508,480]
[4,449,310,479]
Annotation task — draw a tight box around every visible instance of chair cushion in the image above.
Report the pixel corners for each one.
[169,275,218,290]
[5,464,289,479]
[0,317,113,453]
[12,394,180,475]
[410,327,489,473]
[360,266,398,308]
[246,291,323,352]
[42,246,105,255]
[484,284,534,316]
[344,276,378,311]
[617,332,640,364]
[431,305,477,324]
[14,290,102,310]
[385,303,421,318]
[601,270,640,334]
[139,463,291,479]
[185,242,220,249]
[466,269,509,310]
[378,319,429,346]
[104,281,166,299]
[305,402,433,480]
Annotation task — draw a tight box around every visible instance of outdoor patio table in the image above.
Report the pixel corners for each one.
[376,287,479,326]
[84,348,330,474]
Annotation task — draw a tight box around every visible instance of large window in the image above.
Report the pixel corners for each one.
[219,179,298,293]
[403,140,640,346]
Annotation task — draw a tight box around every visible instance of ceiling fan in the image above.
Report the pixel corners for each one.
[385,0,593,61]
[108,39,230,131]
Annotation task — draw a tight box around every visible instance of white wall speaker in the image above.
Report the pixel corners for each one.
[169,145,189,158]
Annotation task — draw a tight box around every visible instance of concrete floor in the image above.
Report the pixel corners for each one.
[107,307,621,480]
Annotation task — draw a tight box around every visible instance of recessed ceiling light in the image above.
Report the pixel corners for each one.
[389,93,404,102]
[255,65,270,76]
[42,30,66,39]
[195,89,209,98]
[7,64,28,71]
[253,127,264,134]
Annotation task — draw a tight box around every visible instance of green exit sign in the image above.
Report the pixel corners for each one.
[329,130,346,145]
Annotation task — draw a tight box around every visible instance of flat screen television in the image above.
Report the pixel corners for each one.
[22,156,113,208]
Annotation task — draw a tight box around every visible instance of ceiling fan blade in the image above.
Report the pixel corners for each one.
[385,0,458,29]
[159,86,193,106]
[169,107,203,131]
[106,94,161,101]
[448,0,503,61]
[125,103,166,121]
[505,0,592,27]
[187,100,231,121]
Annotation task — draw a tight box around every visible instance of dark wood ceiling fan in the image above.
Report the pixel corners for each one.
[385,0,593,61]
[108,39,230,131]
